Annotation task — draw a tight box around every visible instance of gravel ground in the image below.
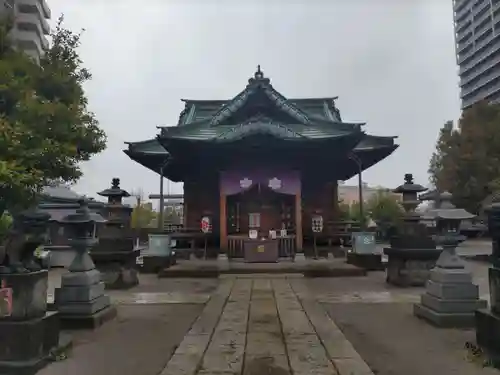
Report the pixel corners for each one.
[41,271,216,375]
[324,302,498,375]
[304,260,498,375]
[38,304,203,375]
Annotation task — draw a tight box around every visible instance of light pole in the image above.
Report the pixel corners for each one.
[158,160,170,231]
[348,153,364,230]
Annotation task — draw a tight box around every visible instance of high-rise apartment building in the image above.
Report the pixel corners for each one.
[454,0,500,109]
[0,0,51,62]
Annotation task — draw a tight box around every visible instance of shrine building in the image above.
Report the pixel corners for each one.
[124,67,398,252]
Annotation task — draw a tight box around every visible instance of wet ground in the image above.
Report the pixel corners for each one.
[40,245,498,375]
[38,304,203,375]
[306,260,499,375]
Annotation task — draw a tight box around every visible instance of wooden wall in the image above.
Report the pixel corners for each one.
[184,175,219,232]
[302,179,338,237]
[184,173,339,248]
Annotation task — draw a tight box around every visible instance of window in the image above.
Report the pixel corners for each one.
[248,213,261,229]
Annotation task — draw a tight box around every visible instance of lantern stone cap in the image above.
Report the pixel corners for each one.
[97,178,131,198]
[393,173,427,194]
[421,191,475,220]
[58,199,106,224]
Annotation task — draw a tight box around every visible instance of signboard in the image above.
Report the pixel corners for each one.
[0,280,12,317]
[351,232,376,254]
[256,245,265,253]
[312,215,323,233]
[201,216,212,234]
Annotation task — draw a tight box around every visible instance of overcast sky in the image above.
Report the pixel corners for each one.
[48,0,460,200]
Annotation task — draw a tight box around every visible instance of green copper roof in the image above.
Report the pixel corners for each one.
[124,66,399,180]
[179,98,342,125]
[125,133,395,156]
[160,114,360,142]
[178,67,343,126]
[162,67,364,143]
[125,138,168,155]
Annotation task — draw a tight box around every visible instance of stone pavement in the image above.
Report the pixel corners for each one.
[161,277,372,375]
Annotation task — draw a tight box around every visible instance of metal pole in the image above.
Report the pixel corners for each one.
[158,166,164,231]
[358,165,364,230]
[349,153,364,230]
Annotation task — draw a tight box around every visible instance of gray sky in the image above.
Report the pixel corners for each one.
[48,0,460,199]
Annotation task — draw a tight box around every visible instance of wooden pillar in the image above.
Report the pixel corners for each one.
[332,181,339,221]
[295,190,303,251]
[183,202,188,227]
[220,192,227,250]
[183,182,189,228]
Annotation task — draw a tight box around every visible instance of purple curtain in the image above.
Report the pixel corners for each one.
[220,169,300,196]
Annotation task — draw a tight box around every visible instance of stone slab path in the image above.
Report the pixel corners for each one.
[160,277,373,375]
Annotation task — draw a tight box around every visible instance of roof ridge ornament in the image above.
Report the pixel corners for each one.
[248,64,270,85]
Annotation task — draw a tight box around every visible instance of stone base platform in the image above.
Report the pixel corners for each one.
[158,258,366,278]
[346,253,385,271]
[0,312,73,375]
[414,303,477,328]
[59,305,117,330]
[141,256,173,274]
[476,308,500,366]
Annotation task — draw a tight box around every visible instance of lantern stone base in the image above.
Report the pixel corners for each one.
[91,250,140,290]
[55,268,116,329]
[141,255,174,274]
[414,267,487,327]
[384,248,441,287]
[0,311,72,375]
[475,308,500,366]
[346,253,384,271]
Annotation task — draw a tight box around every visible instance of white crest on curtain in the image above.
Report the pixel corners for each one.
[268,177,282,190]
[239,178,252,189]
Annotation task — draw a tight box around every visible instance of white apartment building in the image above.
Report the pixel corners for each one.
[1,0,51,62]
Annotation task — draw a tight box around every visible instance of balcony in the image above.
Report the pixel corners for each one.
[462,82,500,108]
[457,28,473,44]
[455,0,472,14]
[460,67,500,97]
[456,5,471,23]
[472,0,490,19]
[460,52,500,86]
[457,19,472,36]
[16,19,48,50]
[12,28,44,55]
[17,0,50,19]
[16,13,49,48]
[457,38,473,55]
[16,3,50,34]
[457,32,500,69]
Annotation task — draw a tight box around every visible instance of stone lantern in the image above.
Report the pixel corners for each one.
[384,174,440,287]
[93,178,139,289]
[97,177,132,224]
[54,199,117,329]
[0,207,70,374]
[475,201,500,361]
[414,191,486,327]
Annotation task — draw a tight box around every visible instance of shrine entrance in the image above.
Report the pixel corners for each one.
[219,168,302,255]
[226,184,295,236]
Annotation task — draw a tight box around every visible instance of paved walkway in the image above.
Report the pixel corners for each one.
[161,277,371,375]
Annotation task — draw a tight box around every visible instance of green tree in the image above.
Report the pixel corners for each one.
[338,200,351,220]
[0,15,106,216]
[429,101,500,213]
[365,189,403,225]
[0,212,12,241]
[131,202,158,228]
